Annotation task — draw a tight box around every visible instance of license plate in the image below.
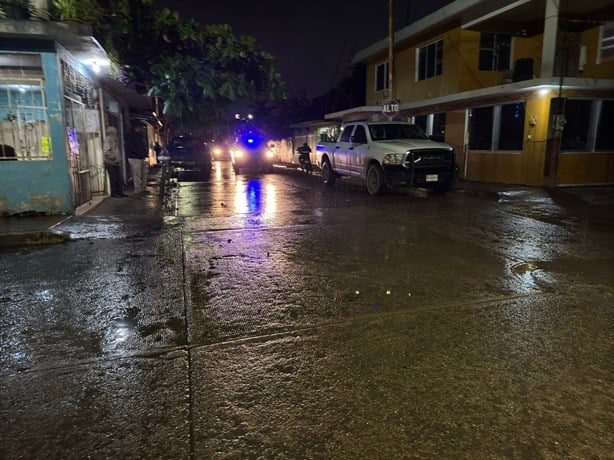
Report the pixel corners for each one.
[426,174,439,182]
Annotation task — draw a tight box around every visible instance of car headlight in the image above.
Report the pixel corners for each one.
[382,153,405,165]
[213,147,222,156]
[232,149,244,158]
[265,150,275,159]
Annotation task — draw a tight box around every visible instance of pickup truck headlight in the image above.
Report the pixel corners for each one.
[382,153,405,165]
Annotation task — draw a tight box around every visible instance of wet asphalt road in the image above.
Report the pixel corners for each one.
[1,161,613,459]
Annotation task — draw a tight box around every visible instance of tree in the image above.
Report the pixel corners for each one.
[246,63,367,139]
[96,0,286,132]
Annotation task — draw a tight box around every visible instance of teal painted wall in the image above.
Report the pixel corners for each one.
[0,45,73,215]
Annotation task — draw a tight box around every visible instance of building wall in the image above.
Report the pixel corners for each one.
[445,109,467,173]
[447,89,549,186]
[360,20,614,187]
[511,35,543,77]
[580,27,614,78]
[366,28,550,105]
[558,153,614,185]
[0,49,73,215]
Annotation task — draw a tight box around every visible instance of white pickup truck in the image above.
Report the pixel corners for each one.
[315,121,458,195]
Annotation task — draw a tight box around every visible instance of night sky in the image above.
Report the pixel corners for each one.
[153,0,450,100]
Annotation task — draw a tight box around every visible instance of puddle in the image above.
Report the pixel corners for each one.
[511,261,541,276]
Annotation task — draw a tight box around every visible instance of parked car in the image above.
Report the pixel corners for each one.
[167,134,212,171]
[230,129,276,173]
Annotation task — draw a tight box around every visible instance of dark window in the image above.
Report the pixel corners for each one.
[411,113,446,141]
[469,102,525,151]
[432,113,446,142]
[375,62,388,92]
[414,115,427,132]
[469,106,494,150]
[367,123,428,140]
[418,40,443,80]
[562,100,591,151]
[499,102,525,150]
[479,33,511,71]
[339,125,354,142]
[561,99,614,151]
[596,100,614,150]
[352,125,367,144]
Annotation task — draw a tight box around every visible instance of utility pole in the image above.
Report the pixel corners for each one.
[388,0,394,99]
[382,0,400,120]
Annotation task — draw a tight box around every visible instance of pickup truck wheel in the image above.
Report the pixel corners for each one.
[366,164,385,195]
[321,159,336,186]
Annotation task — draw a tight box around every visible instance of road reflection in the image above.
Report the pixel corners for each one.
[234,179,277,223]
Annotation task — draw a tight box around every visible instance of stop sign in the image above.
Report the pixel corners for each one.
[382,98,400,118]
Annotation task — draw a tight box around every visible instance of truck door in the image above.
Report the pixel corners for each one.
[334,124,355,174]
[349,125,368,176]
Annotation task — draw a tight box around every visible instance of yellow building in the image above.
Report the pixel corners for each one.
[327,0,614,187]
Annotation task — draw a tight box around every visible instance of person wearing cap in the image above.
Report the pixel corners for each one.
[126,123,150,196]
[103,126,126,197]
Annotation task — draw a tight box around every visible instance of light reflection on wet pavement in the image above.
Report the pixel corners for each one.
[1,162,613,458]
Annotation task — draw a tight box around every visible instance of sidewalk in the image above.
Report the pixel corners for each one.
[0,166,164,248]
[1,175,612,247]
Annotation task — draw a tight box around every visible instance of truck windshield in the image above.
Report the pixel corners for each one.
[368,124,428,141]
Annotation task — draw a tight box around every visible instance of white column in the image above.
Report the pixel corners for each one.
[541,0,559,77]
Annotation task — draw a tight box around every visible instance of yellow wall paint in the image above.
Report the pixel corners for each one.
[580,27,614,78]
[512,35,543,77]
[364,23,614,106]
[558,153,614,185]
[444,110,466,176]
[358,23,614,186]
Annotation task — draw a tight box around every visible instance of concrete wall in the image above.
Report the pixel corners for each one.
[0,50,73,215]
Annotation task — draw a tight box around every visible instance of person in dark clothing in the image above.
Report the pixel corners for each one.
[103,126,126,197]
[126,123,149,195]
[153,141,162,156]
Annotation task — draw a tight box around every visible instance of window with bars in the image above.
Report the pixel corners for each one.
[0,81,51,160]
[0,53,51,161]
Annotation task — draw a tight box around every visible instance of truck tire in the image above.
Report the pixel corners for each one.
[366,164,385,195]
[321,159,336,186]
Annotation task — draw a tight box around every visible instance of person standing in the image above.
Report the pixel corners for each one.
[127,123,149,196]
[103,126,126,197]
[153,141,162,161]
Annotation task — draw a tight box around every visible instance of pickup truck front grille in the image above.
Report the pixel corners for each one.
[403,149,455,168]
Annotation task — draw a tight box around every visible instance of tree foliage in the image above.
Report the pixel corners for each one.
[96,0,286,131]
